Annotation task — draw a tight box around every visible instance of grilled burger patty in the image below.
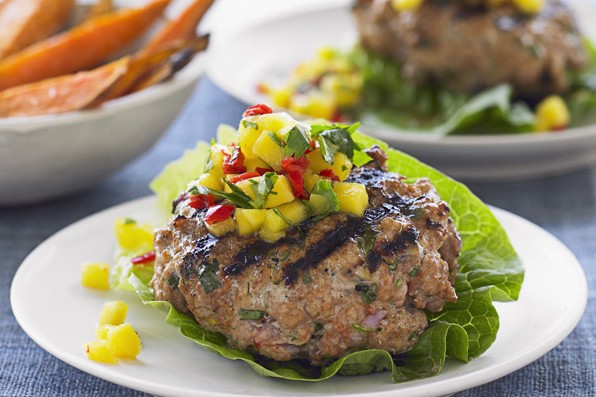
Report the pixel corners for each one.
[353,0,587,100]
[151,149,461,365]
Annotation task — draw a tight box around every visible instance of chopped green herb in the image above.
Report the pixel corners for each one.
[203,151,214,173]
[267,131,285,147]
[395,277,403,287]
[302,270,312,284]
[311,179,340,220]
[314,322,324,332]
[355,282,378,304]
[249,172,279,209]
[351,322,380,334]
[388,262,398,272]
[200,181,254,209]
[199,261,221,294]
[310,123,359,162]
[409,268,419,277]
[284,124,311,158]
[167,274,179,290]
[123,218,136,225]
[279,250,292,263]
[239,309,266,320]
[273,208,291,225]
[242,120,259,130]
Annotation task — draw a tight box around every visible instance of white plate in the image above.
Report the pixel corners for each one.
[207,1,596,181]
[11,196,587,397]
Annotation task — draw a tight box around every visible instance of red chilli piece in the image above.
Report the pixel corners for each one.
[205,204,235,225]
[320,169,340,182]
[222,146,247,174]
[230,171,260,184]
[243,103,273,117]
[281,156,309,199]
[255,167,275,175]
[131,251,156,265]
[305,139,316,154]
[189,194,216,210]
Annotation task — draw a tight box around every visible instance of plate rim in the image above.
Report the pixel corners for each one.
[10,196,589,397]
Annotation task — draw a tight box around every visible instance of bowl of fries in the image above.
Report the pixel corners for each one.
[0,0,212,205]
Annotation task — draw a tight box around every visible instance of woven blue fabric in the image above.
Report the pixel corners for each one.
[1,79,594,396]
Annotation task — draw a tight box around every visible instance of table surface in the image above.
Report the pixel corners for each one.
[2,1,596,396]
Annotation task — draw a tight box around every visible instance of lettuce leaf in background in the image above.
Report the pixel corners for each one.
[350,47,535,135]
[117,126,524,382]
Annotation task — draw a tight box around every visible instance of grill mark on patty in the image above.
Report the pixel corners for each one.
[223,181,422,283]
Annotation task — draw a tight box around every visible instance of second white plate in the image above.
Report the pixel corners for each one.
[207,2,596,181]
[10,196,588,397]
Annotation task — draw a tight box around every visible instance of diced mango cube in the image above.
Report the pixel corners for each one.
[205,217,237,237]
[245,157,270,172]
[114,218,154,251]
[235,209,267,236]
[107,323,142,359]
[306,148,331,173]
[330,152,352,181]
[391,0,423,11]
[238,121,261,160]
[259,210,290,242]
[208,144,227,178]
[289,92,336,120]
[99,300,128,326]
[264,176,295,208]
[512,0,543,14]
[253,130,285,170]
[307,150,352,181]
[81,262,110,290]
[276,200,309,225]
[255,113,295,138]
[320,73,362,108]
[233,178,258,199]
[95,325,115,340]
[270,87,292,108]
[333,182,369,217]
[535,95,570,132]
[303,171,320,193]
[85,340,117,364]
[198,172,223,191]
[309,193,330,216]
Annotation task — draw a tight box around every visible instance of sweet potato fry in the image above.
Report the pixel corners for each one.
[129,34,209,93]
[0,57,129,117]
[0,0,169,91]
[84,0,113,21]
[91,42,190,105]
[140,0,213,55]
[0,0,75,59]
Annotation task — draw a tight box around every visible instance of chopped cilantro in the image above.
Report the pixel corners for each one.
[242,120,259,130]
[311,179,340,219]
[199,261,221,294]
[355,282,378,304]
[267,132,285,147]
[284,124,311,158]
[239,309,266,320]
[273,208,291,225]
[409,268,419,277]
[249,172,278,209]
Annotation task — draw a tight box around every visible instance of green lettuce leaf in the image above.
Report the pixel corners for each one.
[350,46,535,135]
[128,129,523,382]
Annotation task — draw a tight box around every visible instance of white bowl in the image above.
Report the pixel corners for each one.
[0,31,207,206]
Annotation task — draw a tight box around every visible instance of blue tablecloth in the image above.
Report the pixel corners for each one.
[1,79,594,396]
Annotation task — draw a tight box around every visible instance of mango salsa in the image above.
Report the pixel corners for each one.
[182,106,371,242]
